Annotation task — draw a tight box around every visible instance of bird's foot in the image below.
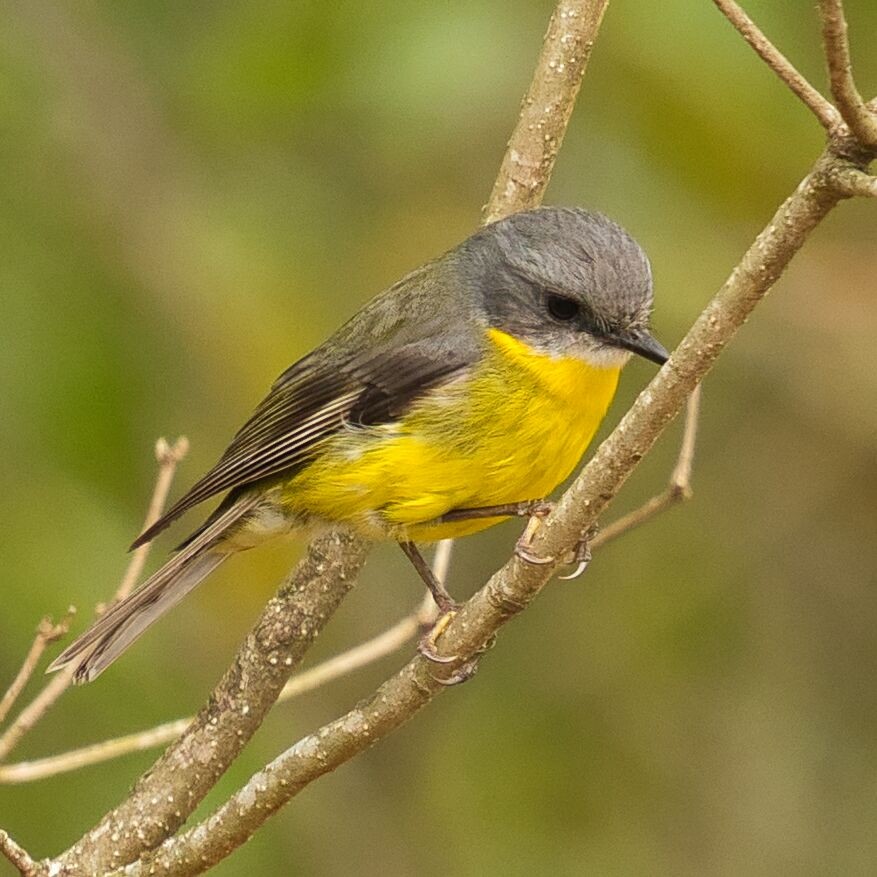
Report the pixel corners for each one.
[514,502,556,565]
[417,604,492,686]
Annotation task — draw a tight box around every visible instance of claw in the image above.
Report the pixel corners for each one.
[515,545,555,565]
[418,609,459,664]
[558,558,590,580]
[525,500,555,518]
[418,639,458,664]
[432,659,479,686]
[514,514,555,565]
[558,534,593,580]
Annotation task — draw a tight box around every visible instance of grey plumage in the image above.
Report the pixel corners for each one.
[463,207,656,359]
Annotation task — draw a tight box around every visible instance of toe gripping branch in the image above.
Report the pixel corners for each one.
[510,500,595,579]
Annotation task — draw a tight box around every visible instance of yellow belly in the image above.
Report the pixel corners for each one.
[281,329,620,542]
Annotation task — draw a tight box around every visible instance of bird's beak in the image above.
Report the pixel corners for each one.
[614,330,669,366]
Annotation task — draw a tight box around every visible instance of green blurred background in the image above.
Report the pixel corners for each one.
[1,1,876,874]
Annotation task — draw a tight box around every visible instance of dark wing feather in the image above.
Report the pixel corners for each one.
[131,342,473,549]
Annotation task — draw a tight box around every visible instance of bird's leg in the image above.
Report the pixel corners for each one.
[399,541,461,666]
[398,542,486,685]
[399,541,458,615]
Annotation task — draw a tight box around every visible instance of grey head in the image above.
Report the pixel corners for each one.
[457,206,667,367]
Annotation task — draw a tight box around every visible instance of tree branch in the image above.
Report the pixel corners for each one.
[826,163,877,197]
[0,829,37,877]
[483,0,610,224]
[818,0,877,148]
[119,142,864,877]
[711,0,841,133]
[116,437,190,601]
[48,530,368,875]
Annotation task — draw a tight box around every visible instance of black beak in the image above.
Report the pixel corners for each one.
[613,330,669,366]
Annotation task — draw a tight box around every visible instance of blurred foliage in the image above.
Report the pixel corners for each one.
[1,1,876,874]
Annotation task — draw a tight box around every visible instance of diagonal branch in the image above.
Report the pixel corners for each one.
[484,0,610,223]
[0,829,37,876]
[119,149,853,876]
[50,531,368,876]
[818,0,877,148]
[712,0,841,133]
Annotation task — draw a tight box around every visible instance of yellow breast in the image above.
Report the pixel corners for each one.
[283,328,620,542]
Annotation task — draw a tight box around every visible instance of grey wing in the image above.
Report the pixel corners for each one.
[131,334,477,549]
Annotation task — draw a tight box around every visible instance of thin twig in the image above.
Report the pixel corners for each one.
[0,829,36,876]
[670,384,700,488]
[712,0,841,133]
[0,547,446,785]
[122,150,849,876]
[0,602,429,784]
[0,438,188,763]
[591,385,701,550]
[0,715,201,786]
[115,437,190,601]
[818,0,877,148]
[0,610,74,727]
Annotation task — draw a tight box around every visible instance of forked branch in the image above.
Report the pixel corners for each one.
[712,0,841,132]
[713,0,877,153]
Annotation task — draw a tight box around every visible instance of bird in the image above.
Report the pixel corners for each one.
[49,206,668,683]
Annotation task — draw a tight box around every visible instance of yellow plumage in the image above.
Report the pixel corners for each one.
[282,328,620,541]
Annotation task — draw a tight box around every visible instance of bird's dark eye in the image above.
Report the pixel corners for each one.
[546,293,580,322]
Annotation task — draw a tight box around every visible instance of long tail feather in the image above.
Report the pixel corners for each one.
[67,552,227,683]
[49,496,258,683]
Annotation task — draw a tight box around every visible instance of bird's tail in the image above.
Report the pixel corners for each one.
[49,496,258,683]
